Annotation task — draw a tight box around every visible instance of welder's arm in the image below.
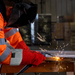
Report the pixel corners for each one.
[4,25,45,66]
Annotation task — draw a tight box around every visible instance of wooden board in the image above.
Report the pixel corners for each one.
[1,61,74,73]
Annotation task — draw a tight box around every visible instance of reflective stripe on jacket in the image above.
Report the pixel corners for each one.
[4,27,23,48]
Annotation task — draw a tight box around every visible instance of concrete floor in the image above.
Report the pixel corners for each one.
[5,40,71,75]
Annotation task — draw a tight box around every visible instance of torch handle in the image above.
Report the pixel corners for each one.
[16,64,32,75]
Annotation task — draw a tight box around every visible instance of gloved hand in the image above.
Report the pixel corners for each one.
[15,41,30,51]
[16,41,46,66]
[20,50,46,66]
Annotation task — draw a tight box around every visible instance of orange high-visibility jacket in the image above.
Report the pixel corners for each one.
[0,12,23,65]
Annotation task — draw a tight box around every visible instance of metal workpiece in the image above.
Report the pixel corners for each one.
[37,50,75,62]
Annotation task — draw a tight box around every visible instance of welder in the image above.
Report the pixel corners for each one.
[0,0,46,66]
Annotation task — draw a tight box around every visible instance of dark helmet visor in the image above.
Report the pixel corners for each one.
[6,1,37,28]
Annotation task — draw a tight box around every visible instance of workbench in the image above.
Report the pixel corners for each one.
[1,51,75,75]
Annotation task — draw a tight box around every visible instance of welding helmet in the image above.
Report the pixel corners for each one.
[0,0,6,20]
[6,0,37,28]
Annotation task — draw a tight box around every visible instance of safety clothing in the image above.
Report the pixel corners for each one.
[10,49,23,65]
[9,49,46,66]
[0,0,46,66]
[16,41,46,66]
[21,50,46,66]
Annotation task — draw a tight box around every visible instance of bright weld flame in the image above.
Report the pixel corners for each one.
[53,57,60,61]
[55,57,60,61]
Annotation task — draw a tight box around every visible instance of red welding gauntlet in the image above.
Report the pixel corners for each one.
[20,50,46,66]
[16,41,46,66]
[15,41,30,51]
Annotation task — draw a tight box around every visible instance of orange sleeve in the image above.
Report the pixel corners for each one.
[4,26,23,48]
